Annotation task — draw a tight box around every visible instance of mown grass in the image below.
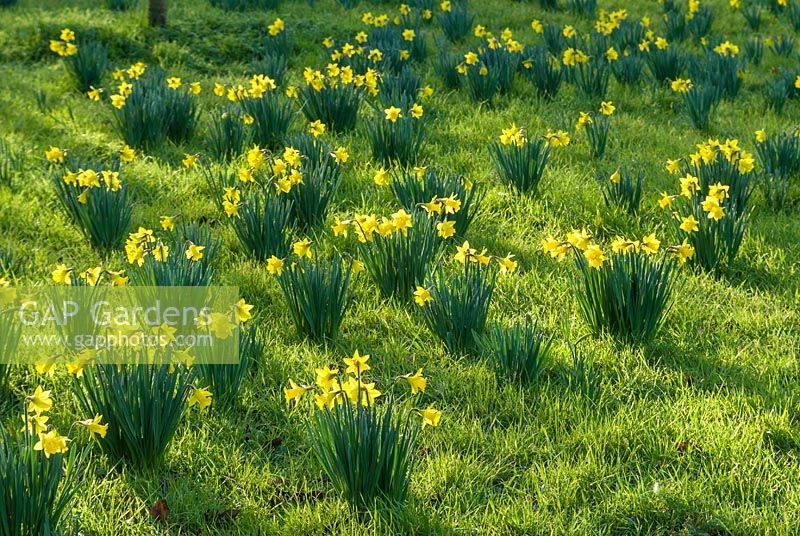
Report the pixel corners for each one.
[0,0,799,534]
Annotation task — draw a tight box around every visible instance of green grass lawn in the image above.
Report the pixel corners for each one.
[1,0,800,533]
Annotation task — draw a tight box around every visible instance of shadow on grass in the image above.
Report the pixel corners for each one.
[723,256,799,298]
[643,336,792,412]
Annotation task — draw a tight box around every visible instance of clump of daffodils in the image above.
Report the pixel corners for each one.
[456,49,500,103]
[752,128,800,208]
[658,138,756,274]
[201,148,297,261]
[334,208,446,301]
[217,142,343,211]
[367,101,428,166]
[3,386,107,536]
[211,139,347,231]
[48,148,124,201]
[287,350,440,509]
[562,40,612,100]
[108,64,199,151]
[597,166,644,215]
[263,17,291,58]
[457,32,525,97]
[48,148,133,253]
[299,63,379,133]
[270,240,353,341]
[235,145,306,196]
[543,230,690,344]
[381,165,481,239]
[575,100,615,158]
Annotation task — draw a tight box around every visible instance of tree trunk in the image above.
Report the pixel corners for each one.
[148,0,166,27]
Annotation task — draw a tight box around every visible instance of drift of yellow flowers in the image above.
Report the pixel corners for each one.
[188,387,213,410]
[544,130,571,147]
[659,138,755,234]
[24,386,107,457]
[448,241,518,273]
[284,351,440,428]
[50,28,77,57]
[543,230,694,268]
[302,63,379,97]
[499,123,527,147]
[51,264,127,287]
[45,146,66,163]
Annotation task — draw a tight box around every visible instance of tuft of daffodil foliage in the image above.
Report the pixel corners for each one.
[367,101,428,166]
[521,44,563,99]
[196,317,260,411]
[105,64,200,149]
[754,128,800,208]
[597,165,644,215]
[72,364,207,468]
[575,100,616,158]
[298,64,377,133]
[416,240,516,354]
[489,123,551,195]
[273,241,353,341]
[475,315,554,384]
[389,165,483,238]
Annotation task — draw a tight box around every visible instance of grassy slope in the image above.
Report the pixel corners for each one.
[0,0,799,534]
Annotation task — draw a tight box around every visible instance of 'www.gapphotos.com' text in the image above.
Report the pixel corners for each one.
[17,332,215,352]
